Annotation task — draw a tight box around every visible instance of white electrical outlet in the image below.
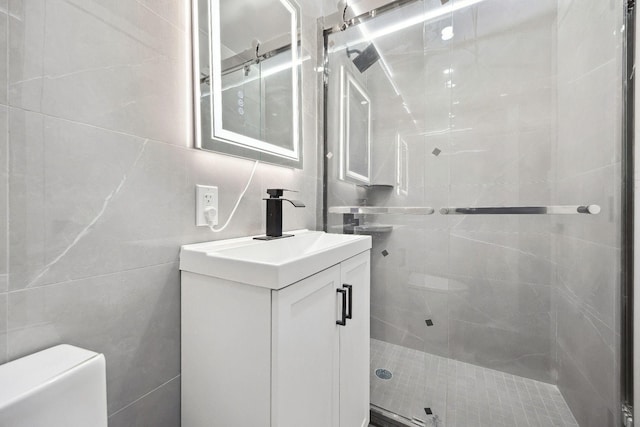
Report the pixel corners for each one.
[196,185,219,227]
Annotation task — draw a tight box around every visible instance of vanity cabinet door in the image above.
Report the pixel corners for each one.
[271,265,341,427]
[339,251,371,427]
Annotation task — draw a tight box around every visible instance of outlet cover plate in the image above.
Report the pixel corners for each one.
[196,185,218,226]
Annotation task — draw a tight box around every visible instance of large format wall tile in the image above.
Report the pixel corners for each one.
[556,61,620,179]
[449,316,553,384]
[0,0,7,105]
[556,290,617,411]
[108,376,180,427]
[448,230,554,286]
[557,0,621,80]
[447,276,551,334]
[8,109,318,290]
[8,0,188,146]
[554,0,623,424]
[557,345,617,427]
[555,235,619,331]
[7,262,181,415]
[8,109,182,289]
[4,1,321,425]
[135,0,187,31]
[0,293,6,364]
[554,163,621,248]
[0,105,7,294]
[325,0,560,386]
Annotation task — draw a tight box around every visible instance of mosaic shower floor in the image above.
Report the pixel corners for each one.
[371,339,579,427]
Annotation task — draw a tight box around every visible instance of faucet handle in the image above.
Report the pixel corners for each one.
[266,188,298,198]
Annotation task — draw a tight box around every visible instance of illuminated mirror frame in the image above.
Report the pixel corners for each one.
[396,134,409,195]
[193,0,303,167]
[339,66,371,184]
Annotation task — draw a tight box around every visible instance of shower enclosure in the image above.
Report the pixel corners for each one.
[322,0,631,426]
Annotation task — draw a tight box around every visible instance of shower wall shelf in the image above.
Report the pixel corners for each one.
[439,205,601,215]
[357,184,394,190]
[329,206,435,215]
[342,224,394,234]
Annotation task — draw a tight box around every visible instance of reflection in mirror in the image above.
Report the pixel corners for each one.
[194,0,302,167]
[396,135,408,195]
[340,67,371,183]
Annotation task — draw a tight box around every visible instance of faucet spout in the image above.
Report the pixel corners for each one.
[283,199,306,208]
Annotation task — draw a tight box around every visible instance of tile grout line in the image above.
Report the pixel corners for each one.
[108,374,180,418]
[371,339,578,426]
[7,260,179,296]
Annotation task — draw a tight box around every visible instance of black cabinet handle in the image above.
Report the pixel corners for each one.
[343,284,353,319]
[336,288,347,326]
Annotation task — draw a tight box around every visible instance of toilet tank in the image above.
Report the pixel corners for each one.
[0,344,108,427]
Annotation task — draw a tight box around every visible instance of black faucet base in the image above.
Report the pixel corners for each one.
[253,233,295,241]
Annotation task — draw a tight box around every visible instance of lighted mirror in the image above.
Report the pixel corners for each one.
[340,67,371,183]
[193,0,302,167]
[396,135,408,195]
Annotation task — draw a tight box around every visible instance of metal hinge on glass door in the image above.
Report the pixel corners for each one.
[623,403,634,427]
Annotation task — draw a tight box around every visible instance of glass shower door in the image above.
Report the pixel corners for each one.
[324,0,625,426]
[326,0,454,423]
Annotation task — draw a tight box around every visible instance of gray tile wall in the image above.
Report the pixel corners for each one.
[1,0,8,366]
[326,0,625,424]
[1,0,322,426]
[554,1,623,426]
[327,0,559,384]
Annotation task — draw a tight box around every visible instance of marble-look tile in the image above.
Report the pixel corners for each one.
[554,1,623,424]
[108,375,180,427]
[7,262,181,415]
[183,150,265,241]
[555,235,619,331]
[8,0,188,146]
[0,293,6,364]
[447,276,551,334]
[447,230,554,286]
[8,109,189,290]
[449,316,553,384]
[556,61,619,179]
[554,163,621,248]
[448,131,552,187]
[555,291,616,411]
[0,105,6,293]
[557,345,618,427]
[557,0,621,80]
[370,283,449,358]
[0,1,7,105]
[135,0,187,31]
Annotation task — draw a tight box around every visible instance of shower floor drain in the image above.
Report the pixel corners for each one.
[375,368,393,380]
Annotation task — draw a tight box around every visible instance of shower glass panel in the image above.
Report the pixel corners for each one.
[324,1,625,426]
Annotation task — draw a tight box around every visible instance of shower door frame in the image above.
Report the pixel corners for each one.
[319,0,636,425]
[625,1,636,425]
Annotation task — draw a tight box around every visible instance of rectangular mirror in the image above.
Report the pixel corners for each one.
[396,135,408,196]
[193,0,303,167]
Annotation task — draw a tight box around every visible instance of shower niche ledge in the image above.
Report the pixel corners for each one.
[330,206,434,235]
[180,230,372,427]
[340,223,394,235]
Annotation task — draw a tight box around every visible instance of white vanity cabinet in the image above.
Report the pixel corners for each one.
[180,231,371,427]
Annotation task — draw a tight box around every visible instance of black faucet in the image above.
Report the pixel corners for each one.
[254,189,305,240]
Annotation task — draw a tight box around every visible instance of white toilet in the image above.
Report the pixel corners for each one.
[0,344,108,427]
